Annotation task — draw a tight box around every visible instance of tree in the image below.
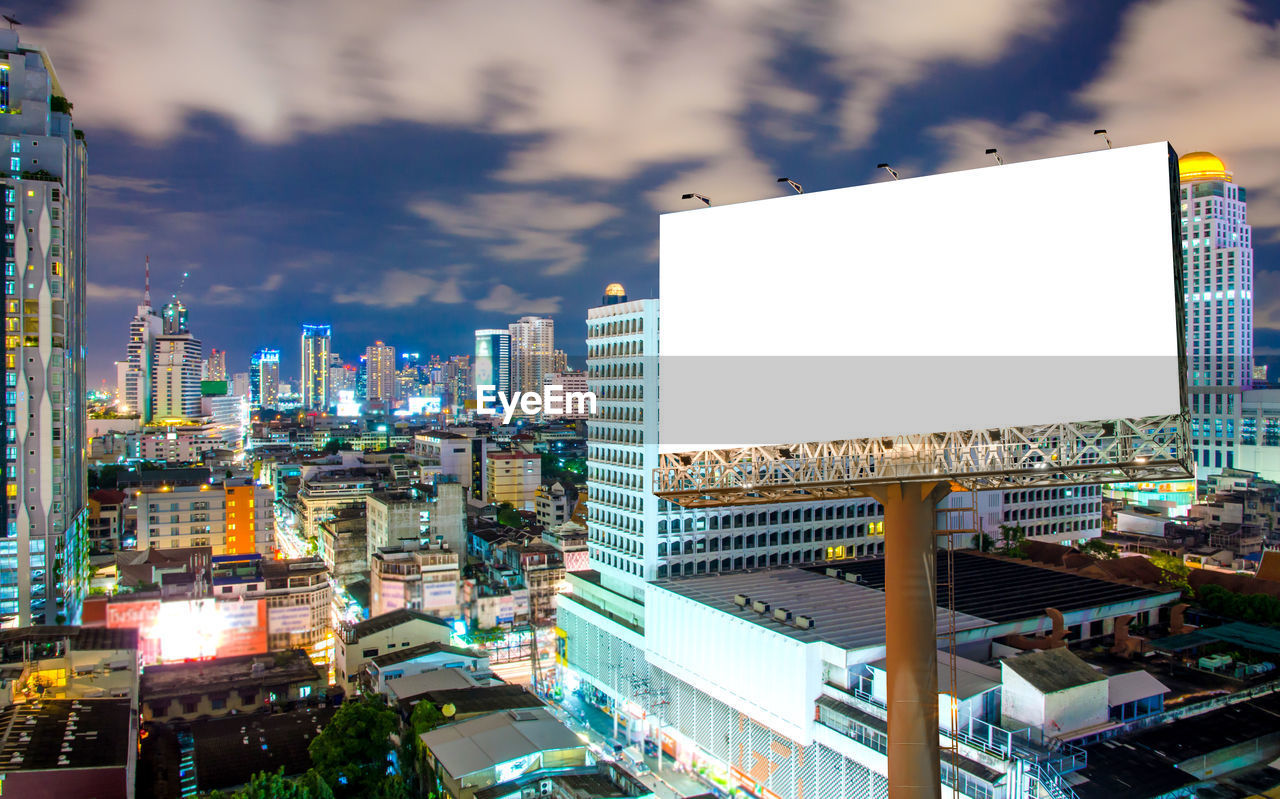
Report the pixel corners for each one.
[1080,538,1118,560]
[409,701,447,740]
[970,533,995,553]
[308,697,398,799]
[495,502,523,528]
[996,524,1028,558]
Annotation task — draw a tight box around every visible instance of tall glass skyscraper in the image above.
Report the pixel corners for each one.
[249,348,280,410]
[474,329,510,400]
[0,32,89,625]
[300,324,331,411]
[1179,151,1254,476]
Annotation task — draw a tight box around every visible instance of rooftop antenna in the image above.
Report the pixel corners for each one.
[172,271,189,301]
[985,148,1005,166]
[1093,129,1112,149]
[144,255,151,306]
[876,163,900,181]
[776,177,803,194]
[681,193,711,206]
[3,16,20,31]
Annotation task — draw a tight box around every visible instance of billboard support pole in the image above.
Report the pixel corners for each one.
[865,480,950,799]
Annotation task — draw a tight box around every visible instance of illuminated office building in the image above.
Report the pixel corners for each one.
[0,31,90,625]
[474,329,510,400]
[508,316,556,395]
[365,340,397,403]
[205,348,226,381]
[1180,151,1253,477]
[300,324,331,412]
[153,301,202,420]
[249,348,279,410]
[119,274,160,422]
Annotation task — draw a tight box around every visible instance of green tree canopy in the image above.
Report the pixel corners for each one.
[308,698,398,799]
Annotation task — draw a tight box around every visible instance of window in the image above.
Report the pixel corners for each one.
[362,648,379,658]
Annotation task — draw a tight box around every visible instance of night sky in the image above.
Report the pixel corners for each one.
[13,0,1280,388]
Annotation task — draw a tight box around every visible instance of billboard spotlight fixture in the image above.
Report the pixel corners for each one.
[776,177,804,194]
[681,193,711,206]
[876,163,900,180]
[985,148,1004,166]
[1094,129,1113,149]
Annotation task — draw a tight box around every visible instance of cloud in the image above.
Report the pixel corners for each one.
[411,192,620,275]
[333,269,465,309]
[809,0,1058,147]
[86,282,141,302]
[646,148,783,211]
[474,284,562,315]
[35,0,1055,193]
[928,0,1280,236]
[88,175,172,195]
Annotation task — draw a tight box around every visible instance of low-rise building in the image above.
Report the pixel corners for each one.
[543,521,589,572]
[485,451,540,510]
[334,608,453,689]
[363,642,489,695]
[319,505,367,584]
[419,707,651,799]
[535,482,572,528]
[0,699,136,799]
[140,649,322,723]
[87,489,128,555]
[370,540,461,619]
[137,483,226,552]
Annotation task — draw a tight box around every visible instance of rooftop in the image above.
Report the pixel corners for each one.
[1002,648,1105,693]
[420,708,582,779]
[368,641,482,669]
[653,567,990,650]
[388,668,483,703]
[413,684,543,717]
[869,651,999,700]
[0,699,132,772]
[0,626,139,654]
[140,650,318,701]
[348,608,449,640]
[822,551,1177,623]
[190,706,336,793]
[1150,621,1280,655]
[1107,670,1170,707]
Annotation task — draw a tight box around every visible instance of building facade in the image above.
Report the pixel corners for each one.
[485,451,540,510]
[474,329,510,401]
[1179,151,1254,477]
[508,315,555,395]
[364,340,397,403]
[249,348,279,410]
[300,324,331,412]
[1,32,90,625]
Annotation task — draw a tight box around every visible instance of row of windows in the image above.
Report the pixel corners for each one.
[654,525,882,555]
[588,317,645,337]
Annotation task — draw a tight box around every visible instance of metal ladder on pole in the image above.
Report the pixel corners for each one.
[937,492,981,797]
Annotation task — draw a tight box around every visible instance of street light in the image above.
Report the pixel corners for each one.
[985,148,1005,166]
[1094,128,1113,149]
[876,163,900,181]
[680,193,711,206]
[776,177,803,194]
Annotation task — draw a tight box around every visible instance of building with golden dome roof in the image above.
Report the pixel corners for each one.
[1177,148,1254,477]
[602,282,628,306]
[1178,151,1232,183]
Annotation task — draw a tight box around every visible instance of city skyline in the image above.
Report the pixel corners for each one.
[11,0,1280,387]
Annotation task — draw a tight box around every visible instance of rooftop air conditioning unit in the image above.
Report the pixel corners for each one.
[844,573,863,584]
[752,600,770,615]
[540,779,555,795]
[795,615,815,629]
[733,594,750,608]
[773,607,793,623]
[825,568,842,578]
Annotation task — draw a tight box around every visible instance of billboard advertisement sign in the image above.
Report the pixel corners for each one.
[658,142,1183,453]
[420,582,458,609]
[268,603,315,634]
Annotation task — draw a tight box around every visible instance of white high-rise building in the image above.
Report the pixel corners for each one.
[508,316,555,395]
[205,348,226,381]
[1,31,90,625]
[1179,152,1253,477]
[152,300,202,420]
[300,324,331,411]
[364,341,397,403]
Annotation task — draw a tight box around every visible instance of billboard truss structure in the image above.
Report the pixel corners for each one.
[653,413,1192,507]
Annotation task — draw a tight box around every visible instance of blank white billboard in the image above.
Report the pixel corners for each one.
[659,142,1182,452]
